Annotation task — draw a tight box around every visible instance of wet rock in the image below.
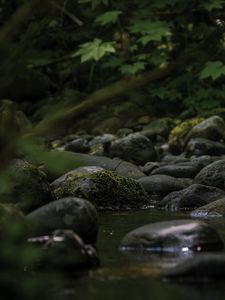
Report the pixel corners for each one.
[51,166,104,189]
[168,117,205,153]
[194,159,225,189]
[108,133,157,165]
[53,169,150,210]
[158,184,225,211]
[26,197,98,244]
[151,164,200,178]
[141,118,175,140]
[138,175,192,197]
[162,254,225,280]
[28,229,100,270]
[0,159,54,213]
[140,162,164,176]
[185,115,225,143]
[191,198,225,218]
[185,138,225,157]
[64,137,90,153]
[89,134,116,155]
[41,151,145,181]
[120,220,223,253]
[161,154,188,164]
[190,155,220,168]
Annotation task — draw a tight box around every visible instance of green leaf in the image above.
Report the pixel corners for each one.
[95,11,122,25]
[120,62,146,75]
[128,20,171,43]
[73,38,115,62]
[199,61,225,80]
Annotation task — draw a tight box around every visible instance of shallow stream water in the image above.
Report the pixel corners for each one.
[56,210,225,300]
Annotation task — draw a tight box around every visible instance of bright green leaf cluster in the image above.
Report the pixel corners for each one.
[73,38,115,62]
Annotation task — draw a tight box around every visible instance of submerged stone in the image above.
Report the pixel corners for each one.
[120,219,223,253]
[162,254,225,280]
[28,229,100,271]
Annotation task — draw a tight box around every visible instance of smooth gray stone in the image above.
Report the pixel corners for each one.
[108,133,157,165]
[191,198,225,218]
[194,159,225,189]
[120,219,223,253]
[26,197,98,244]
[138,175,192,195]
[185,115,225,143]
[151,164,200,178]
[158,184,225,211]
[185,138,225,157]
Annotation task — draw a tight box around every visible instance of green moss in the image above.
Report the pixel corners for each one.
[168,117,204,144]
[54,170,150,209]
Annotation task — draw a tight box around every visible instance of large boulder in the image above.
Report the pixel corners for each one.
[0,159,54,213]
[194,159,225,189]
[108,133,157,165]
[120,220,223,253]
[37,151,145,181]
[157,184,225,211]
[185,115,225,143]
[185,138,225,157]
[26,197,98,244]
[162,254,225,280]
[53,169,150,210]
[191,198,225,218]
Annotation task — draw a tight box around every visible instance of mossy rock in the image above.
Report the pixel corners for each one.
[0,159,55,213]
[168,117,205,153]
[54,169,150,210]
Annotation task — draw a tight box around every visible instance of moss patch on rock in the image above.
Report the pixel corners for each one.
[168,117,205,145]
[54,169,150,210]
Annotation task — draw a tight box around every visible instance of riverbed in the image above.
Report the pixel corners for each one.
[56,210,225,300]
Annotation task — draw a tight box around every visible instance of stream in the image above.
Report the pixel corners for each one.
[55,210,225,300]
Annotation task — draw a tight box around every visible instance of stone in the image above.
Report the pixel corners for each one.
[162,254,225,280]
[185,115,225,143]
[140,162,164,176]
[191,198,225,218]
[39,151,145,181]
[120,219,223,253]
[53,169,150,210]
[151,164,200,178]
[158,184,225,211]
[137,175,192,196]
[28,229,100,270]
[141,118,175,140]
[194,159,225,189]
[0,159,55,213]
[51,166,104,189]
[26,197,98,244]
[108,133,157,165]
[64,137,90,153]
[168,117,205,153]
[185,138,225,157]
